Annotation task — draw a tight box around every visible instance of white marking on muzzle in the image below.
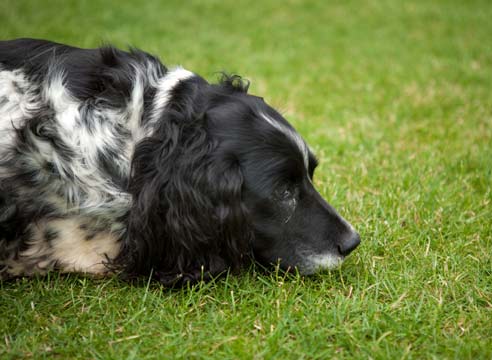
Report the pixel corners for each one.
[301,253,344,274]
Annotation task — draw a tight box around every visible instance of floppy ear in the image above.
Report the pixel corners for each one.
[117,106,253,286]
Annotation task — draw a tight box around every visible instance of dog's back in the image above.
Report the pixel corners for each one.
[0,38,72,70]
[0,39,167,278]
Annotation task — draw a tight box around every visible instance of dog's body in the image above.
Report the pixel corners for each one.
[0,39,360,285]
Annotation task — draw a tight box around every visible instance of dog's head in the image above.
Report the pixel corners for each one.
[123,74,360,285]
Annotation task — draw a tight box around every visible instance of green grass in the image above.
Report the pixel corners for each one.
[1,0,491,358]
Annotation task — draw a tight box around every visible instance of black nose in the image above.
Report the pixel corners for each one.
[338,232,361,256]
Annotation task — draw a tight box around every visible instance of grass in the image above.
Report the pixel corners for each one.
[1,0,491,358]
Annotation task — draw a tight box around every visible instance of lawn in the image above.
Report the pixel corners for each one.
[1,0,491,358]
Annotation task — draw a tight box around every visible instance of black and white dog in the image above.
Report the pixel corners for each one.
[0,39,360,285]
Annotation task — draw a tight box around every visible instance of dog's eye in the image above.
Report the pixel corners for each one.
[276,186,296,201]
[280,189,292,199]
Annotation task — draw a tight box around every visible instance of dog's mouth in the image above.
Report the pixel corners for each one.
[296,252,345,275]
[253,251,345,275]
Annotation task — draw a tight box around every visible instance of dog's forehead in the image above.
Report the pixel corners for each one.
[259,111,310,170]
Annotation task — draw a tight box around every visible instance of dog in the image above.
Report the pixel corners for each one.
[0,38,360,285]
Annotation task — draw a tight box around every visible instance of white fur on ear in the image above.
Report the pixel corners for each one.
[150,67,195,124]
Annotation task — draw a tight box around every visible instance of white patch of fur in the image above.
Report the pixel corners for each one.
[39,71,132,214]
[301,252,344,274]
[149,67,194,124]
[49,218,121,273]
[121,61,162,157]
[0,67,41,148]
[125,67,146,144]
[261,112,309,169]
[44,72,77,121]
[3,217,121,276]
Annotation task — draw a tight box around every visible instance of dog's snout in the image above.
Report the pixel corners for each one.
[338,232,360,256]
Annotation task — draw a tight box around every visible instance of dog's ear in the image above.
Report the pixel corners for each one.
[118,106,252,286]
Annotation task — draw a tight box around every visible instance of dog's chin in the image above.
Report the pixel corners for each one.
[296,253,344,275]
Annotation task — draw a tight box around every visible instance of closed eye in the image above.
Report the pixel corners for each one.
[276,185,298,201]
[274,185,298,223]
